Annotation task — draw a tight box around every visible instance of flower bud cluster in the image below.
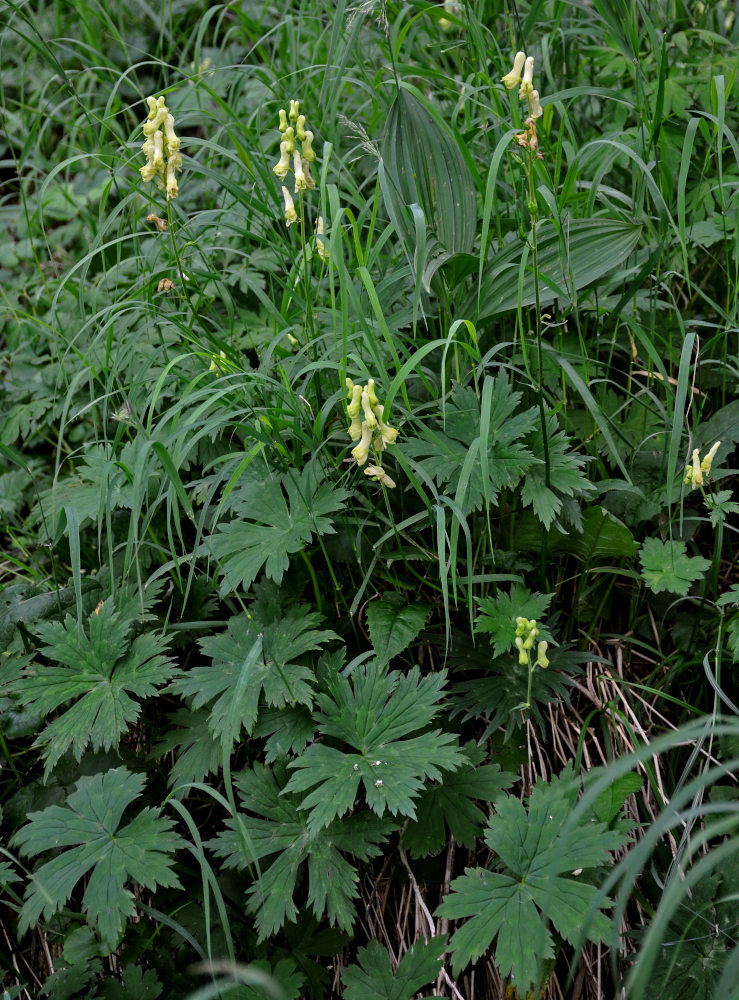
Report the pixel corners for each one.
[345,378,398,481]
[514,616,549,669]
[684,440,721,490]
[502,51,544,158]
[140,96,182,200]
[273,99,317,207]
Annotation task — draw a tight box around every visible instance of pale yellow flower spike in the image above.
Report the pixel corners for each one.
[140,95,182,199]
[502,50,526,89]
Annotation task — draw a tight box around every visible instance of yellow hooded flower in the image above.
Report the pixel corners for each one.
[502,51,526,89]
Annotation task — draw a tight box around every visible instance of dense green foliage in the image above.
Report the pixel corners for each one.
[1,0,737,997]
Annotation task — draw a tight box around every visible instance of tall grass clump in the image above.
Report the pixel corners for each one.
[1,0,737,998]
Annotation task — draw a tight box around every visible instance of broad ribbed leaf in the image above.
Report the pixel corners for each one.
[382,87,477,254]
[469,218,642,321]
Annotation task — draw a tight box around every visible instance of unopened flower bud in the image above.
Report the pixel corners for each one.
[283,126,295,154]
[273,141,290,178]
[537,641,549,668]
[691,448,703,488]
[530,90,543,118]
[301,130,316,161]
[293,151,307,190]
[282,185,297,226]
[700,440,721,475]
[347,381,362,417]
[296,114,306,141]
[361,387,378,429]
[289,99,300,122]
[351,421,373,465]
[278,108,288,133]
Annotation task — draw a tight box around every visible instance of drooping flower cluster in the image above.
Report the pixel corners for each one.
[502,51,544,156]
[140,96,182,200]
[345,378,397,485]
[684,440,721,490]
[273,100,317,225]
[515,617,549,670]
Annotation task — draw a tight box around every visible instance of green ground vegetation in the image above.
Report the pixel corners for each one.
[1,0,738,998]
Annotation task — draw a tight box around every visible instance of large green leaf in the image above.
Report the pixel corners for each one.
[639,538,710,595]
[439,765,628,992]
[381,87,477,254]
[12,768,182,950]
[468,218,643,321]
[208,467,350,596]
[342,938,446,1000]
[170,605,334,752]
[209,761,393,940]
[402,743,517,857]
[284,664,463,831]
[366,593,431,666]
[13,598,173,777]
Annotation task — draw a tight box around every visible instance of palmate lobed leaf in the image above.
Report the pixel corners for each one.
[209,762,393,939]
[639,537,711,595]
[15,599,174,777]
[283,664,464,831]
[402,743,517,857]
[170,604,335,753]
[439,765,629,991]
[208,467,350,596]
[475,583,553,658]
[342,937,447,1000]
[12,768,182,950]
[402,380,538,515]
[33,441,141,530]
[521,416,595,528]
